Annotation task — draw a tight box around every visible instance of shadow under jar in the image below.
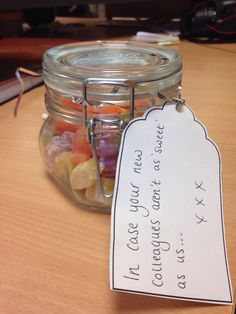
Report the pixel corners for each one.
[39,41,182,211]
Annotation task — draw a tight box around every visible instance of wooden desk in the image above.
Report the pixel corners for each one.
[0,41,235,314]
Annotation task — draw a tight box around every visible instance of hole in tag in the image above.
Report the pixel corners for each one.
[176,102,184,113]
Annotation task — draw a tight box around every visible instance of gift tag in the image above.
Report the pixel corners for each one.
[110,102,232,304]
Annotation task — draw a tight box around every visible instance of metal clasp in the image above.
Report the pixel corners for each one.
[79,79,184,199]
[80,78,137,198]
[172,96,185,112]
[157,89,185,112]
[87,117,124,198]
[81,78,137,126]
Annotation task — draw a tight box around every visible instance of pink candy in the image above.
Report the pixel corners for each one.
[44,131,75,171]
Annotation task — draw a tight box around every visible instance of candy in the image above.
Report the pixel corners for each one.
[54,118,78,134]
[71,126,92,164]
[54,151,76,186]
[70,158,102,190]
[44,131,74,172]
[85,178,115,206]
[71,188,91,206]
[97,135,120,177]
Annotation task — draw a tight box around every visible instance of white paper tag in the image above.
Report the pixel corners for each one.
[110,102,232,304]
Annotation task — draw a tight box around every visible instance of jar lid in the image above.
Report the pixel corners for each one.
[43,41,182,95]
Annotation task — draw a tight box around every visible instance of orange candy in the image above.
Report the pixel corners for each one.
[54,119,78,134]
[53,98,150,164]
[62,98,149,116]
[71,126,92,164]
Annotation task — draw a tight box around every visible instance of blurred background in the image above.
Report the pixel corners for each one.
[0,0,235,101]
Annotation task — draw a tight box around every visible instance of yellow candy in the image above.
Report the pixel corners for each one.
[85,177,114,207]
[70,158,102,190]
[54,151,76,186]
[71,188,91,206]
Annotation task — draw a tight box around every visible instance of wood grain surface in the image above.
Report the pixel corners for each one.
[0,41,235,314]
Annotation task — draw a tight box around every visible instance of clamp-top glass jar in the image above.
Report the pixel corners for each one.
[39,41,182,211]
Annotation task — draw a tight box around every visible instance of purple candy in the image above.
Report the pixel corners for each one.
[44,131,75,171]
[98,136,120,177]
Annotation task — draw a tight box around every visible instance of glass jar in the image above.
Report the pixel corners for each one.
[39,41,182,211]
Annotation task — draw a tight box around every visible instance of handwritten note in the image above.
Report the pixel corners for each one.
[110,102,232,304]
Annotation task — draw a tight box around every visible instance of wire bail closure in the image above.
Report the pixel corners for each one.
[157,90,185,112]
[172,96,185,112]
[81,78,136,198]
[79,78,184,199]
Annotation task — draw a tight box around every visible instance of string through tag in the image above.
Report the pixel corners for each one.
[157,91,185,112]
[14,67,42,117]
[172,96,186,112]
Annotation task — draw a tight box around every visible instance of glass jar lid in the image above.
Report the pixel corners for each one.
[43,40,182,95]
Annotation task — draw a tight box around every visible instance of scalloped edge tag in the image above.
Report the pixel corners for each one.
[110,102,232,304]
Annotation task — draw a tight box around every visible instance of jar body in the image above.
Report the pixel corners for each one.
[39,41,182,211]
[39,83,181,211]
[39,114,116,210]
